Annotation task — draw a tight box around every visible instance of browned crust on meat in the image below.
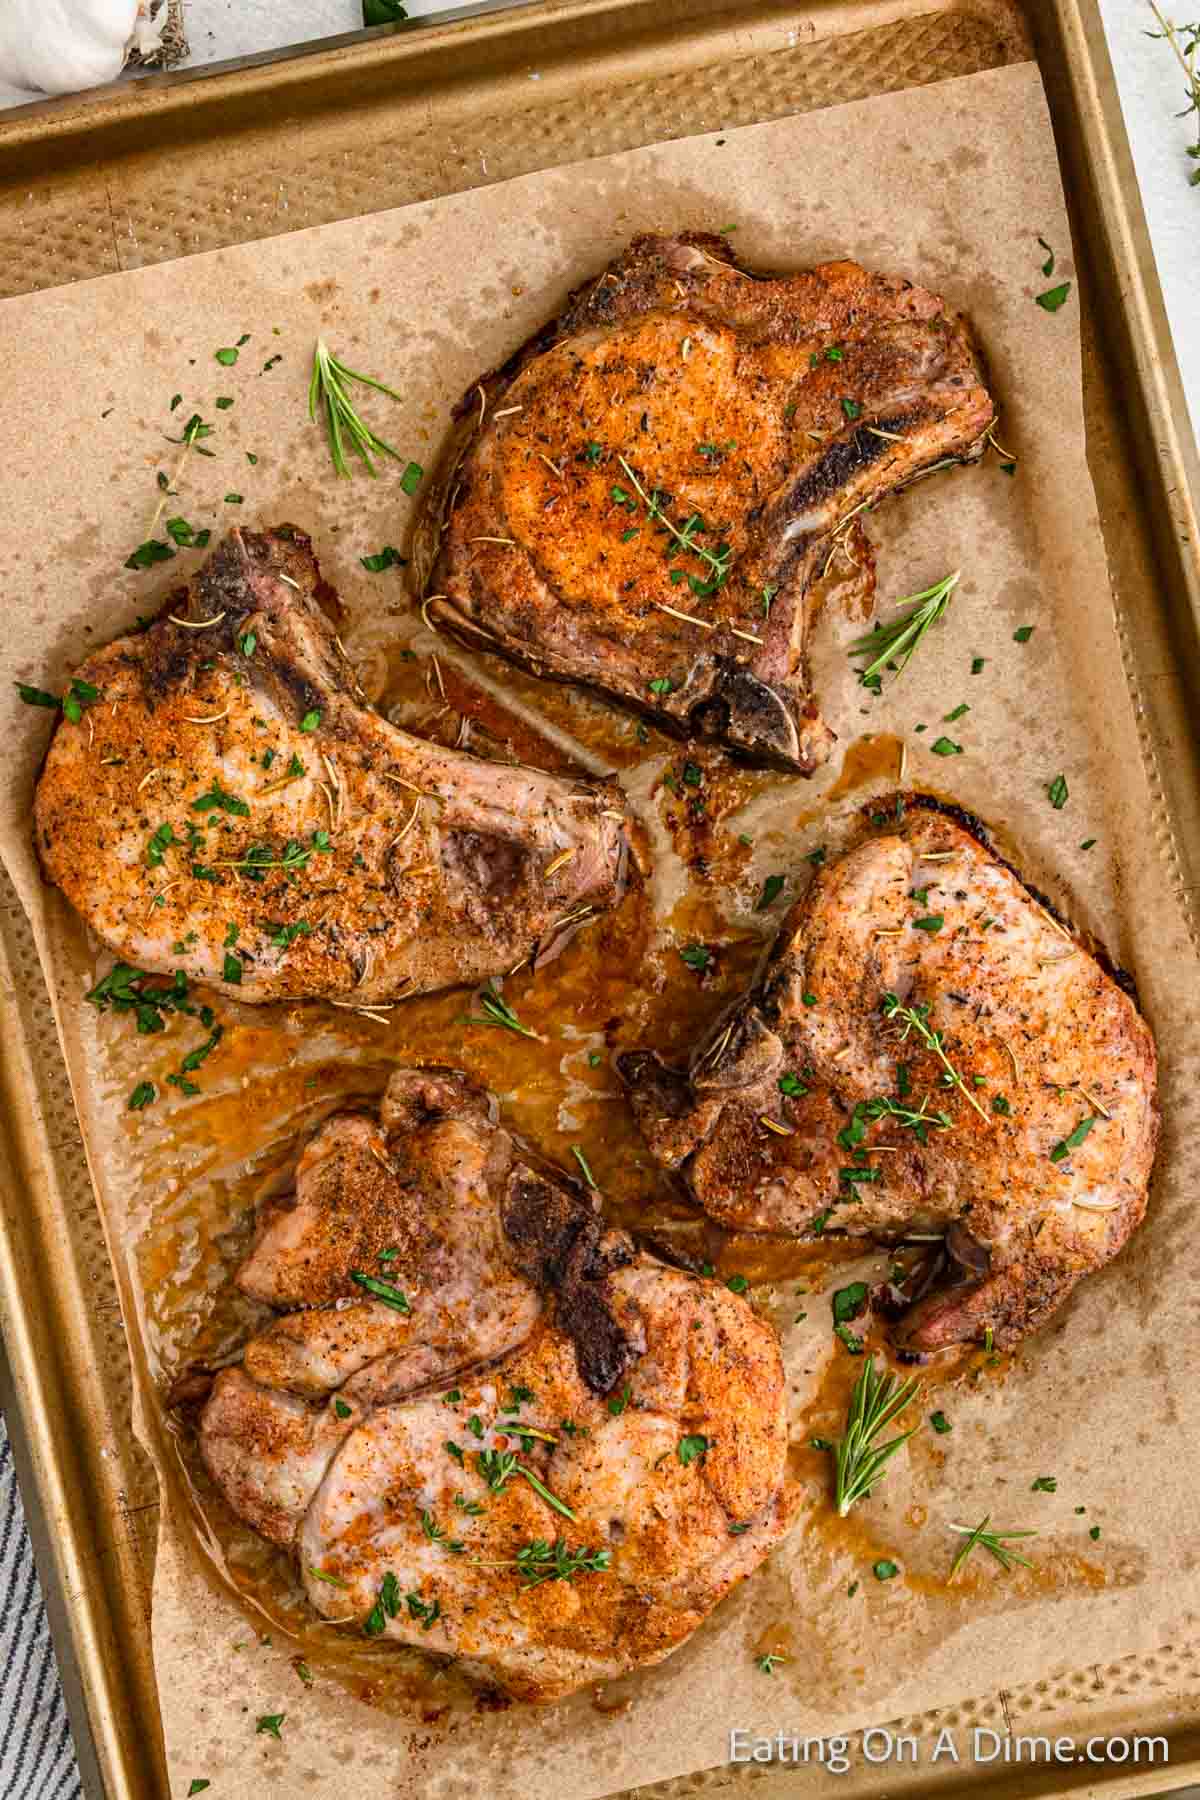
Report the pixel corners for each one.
[416,231,995,772]
[618,801,1158,1352]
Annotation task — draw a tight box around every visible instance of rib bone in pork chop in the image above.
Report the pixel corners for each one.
[198,1067,798,1702]
[618,804,1157,1353]
[423,232,994,772]
[33,527,629,1003]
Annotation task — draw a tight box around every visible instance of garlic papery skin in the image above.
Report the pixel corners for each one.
[0,0,140,99]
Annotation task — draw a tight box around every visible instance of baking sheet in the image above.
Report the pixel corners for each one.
[0,57,1195,1800]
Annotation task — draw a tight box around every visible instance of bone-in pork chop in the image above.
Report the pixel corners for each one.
[198,1067,798,1700]
[33,527,629,1004]
[618,804,1157,1352]
[421,232,994,772]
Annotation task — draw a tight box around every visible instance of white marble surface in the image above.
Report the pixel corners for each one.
[1098,0,1199,445]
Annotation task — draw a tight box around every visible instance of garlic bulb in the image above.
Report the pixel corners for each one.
[0,0,142,98]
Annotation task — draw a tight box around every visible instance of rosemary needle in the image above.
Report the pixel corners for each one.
[848,570,961,689]
[949,1515,1037,1579]
[309,337,404,477]
[833,1357,922,1517]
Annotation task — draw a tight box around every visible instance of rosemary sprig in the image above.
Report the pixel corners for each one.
[477,1449,577,1521]
[615,456,733,592]
[833,1357,922,1517]
[1146,4,1200,182]
[881,992,991,1126]
[309,338,404,477]
[848,570,960,689]
[458,981,544,1041]
[949,1515,1037,1579]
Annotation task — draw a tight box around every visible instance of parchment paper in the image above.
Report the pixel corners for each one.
[0,60,1197,1800]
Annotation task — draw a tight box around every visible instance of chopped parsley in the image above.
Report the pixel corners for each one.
[930,1411,952,1434]
[679,943,711,972]
[1035,282,1072,313]
[145,823,174,868]
[873,1560,899,1581]
[1050,1116,1094,1163]
[400,461,424,496]
[165,517,211,548]
[267,921,312,950]
[678,1434,710,1466]
[124,539,175,570]
[255,1714,285,1738]
[193,779,249,817]
[1031,1475,1057,1492]
[299,709,321,733]
[831,1282,868,1325]
[1013,624,1035,643]
[361,545,404,572]
[128,1081,156,1111]
[930,736,963,756]
[1047,773,1069,809]
[757,874,786,910]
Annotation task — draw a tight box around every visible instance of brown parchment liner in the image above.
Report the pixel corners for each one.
[0,61,1195,1800]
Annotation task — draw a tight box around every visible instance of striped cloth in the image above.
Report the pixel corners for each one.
[0,1414,81,1799]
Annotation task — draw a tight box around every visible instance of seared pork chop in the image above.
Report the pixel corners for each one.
[618,804,1157,1352]
[34,527,629,1004]
[198,1066,798,1700]
[421,232,994,772]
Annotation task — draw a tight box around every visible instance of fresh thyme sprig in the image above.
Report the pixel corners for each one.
[309,338,405,476]
[477,1449,577,1521]
[208,834,331,879]
[1146,4,1200,183]
[949,1515,1037,1579]
[458,981,545,1041]
[614,456,733,593]
[848,570,961,690]
[839,1093,953,1151]
[503,1539,611,1587]
[833,1356,922,1517]
[881,992,991,1125]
